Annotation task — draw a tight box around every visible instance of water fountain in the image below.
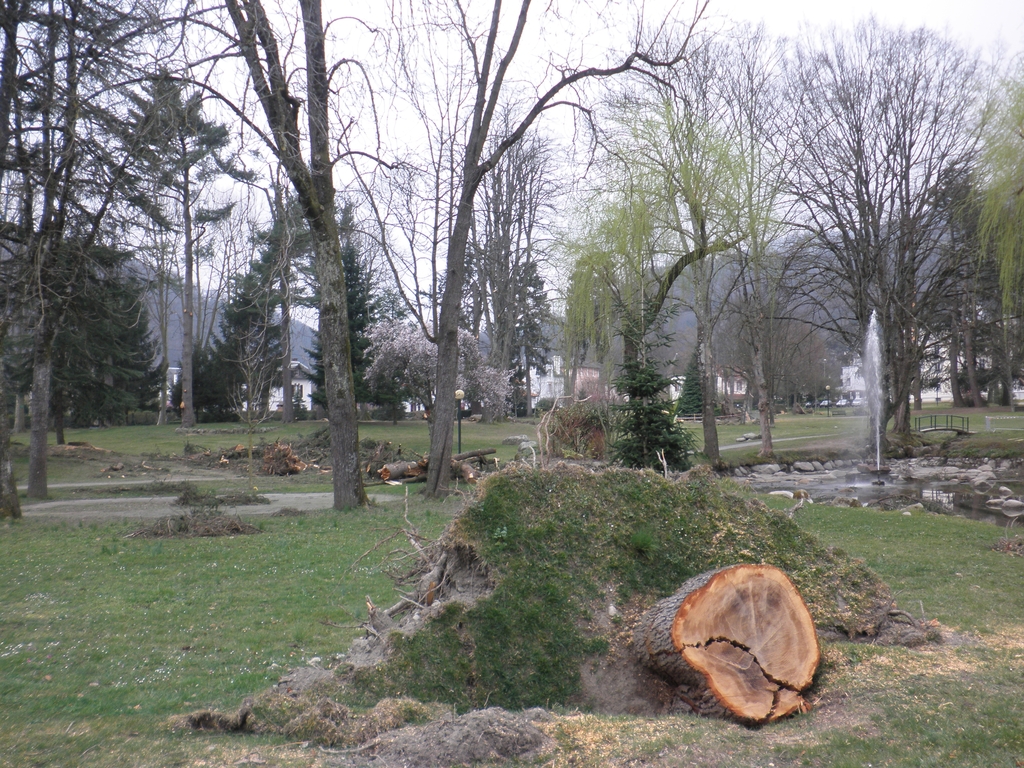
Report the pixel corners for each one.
[862,311,889,485]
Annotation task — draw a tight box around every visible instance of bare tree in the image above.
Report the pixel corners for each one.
[219,0,368,508]
[351,1,708,495]
[786,20,987,435]
[720,26,794,457]
[468,125,556,417]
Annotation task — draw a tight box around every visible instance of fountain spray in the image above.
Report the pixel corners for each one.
[864,311,884,476]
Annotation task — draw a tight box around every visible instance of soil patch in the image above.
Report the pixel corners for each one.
[349,707,554,767]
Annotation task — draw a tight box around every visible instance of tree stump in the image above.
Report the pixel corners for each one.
[635,564,819,724]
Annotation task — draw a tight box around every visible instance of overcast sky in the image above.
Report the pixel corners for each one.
[704,0,1024,59]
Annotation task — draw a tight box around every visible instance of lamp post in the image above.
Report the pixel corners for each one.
[826,385,831,417]
[455,389,465,454]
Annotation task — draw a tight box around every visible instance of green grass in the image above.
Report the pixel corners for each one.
[0,499,450,768]
[9,418,538,494]
[792,501,1024,634]
[690,405,1024,465]
[4,429,1024,767]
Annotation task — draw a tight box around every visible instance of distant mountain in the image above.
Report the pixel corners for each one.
[148,291,317,367]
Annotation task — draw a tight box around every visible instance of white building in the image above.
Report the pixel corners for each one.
[270,360,317,412]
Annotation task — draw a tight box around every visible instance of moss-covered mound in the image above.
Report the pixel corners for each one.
[348,465,893,713]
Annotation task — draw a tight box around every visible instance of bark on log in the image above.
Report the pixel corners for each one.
[378,460,427,482]
[378,453,494,483]
[636,564,819,724]
[452,448,496,462]
[452,460,478,484]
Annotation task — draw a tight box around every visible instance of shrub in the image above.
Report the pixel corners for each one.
[544,400,609,459]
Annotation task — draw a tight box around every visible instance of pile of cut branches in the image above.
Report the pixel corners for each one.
[263,441,307,475]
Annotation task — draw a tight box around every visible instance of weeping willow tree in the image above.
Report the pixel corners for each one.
[563,54,749,461]
[980,62,1024,310]
[564,189,665,370]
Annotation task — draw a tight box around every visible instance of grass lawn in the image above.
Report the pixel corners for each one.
[3,484,1024,766]
[3,417,1024,766]
[0,496,454,768]
[9,418,540,500]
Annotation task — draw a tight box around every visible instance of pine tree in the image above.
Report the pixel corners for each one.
[310,205,379,408]
[214,253,283,420]
[9,246,160,439]
[613,358,695,471]
[677,349,703,417]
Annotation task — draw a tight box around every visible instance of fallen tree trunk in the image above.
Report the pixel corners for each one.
[635,564,819,724]
[379,452,494,484]
[452,460,478,484]
[452,449,496,462]
[379,460,427,482]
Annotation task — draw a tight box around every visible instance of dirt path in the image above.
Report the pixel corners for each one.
[20,492,401,522]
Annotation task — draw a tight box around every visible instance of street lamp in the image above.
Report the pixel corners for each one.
[825,385,831,417]
[455,389,465,454]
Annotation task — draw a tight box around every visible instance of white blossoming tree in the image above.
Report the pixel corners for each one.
[366,325,511,425]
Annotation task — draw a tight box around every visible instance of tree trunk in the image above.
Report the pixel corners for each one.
[949,318,965,407]
[752,329,773,457]
[635,564,819,724]
[426,183,477,497]
[964,323,985,407]
[28,329,53,499]
[524,346,533,418]
[313,228,367,509]
[156,356,168,426]
[379,460,427,482]
[301,0,366,510]
[53,390,65,446]
[696,319,720,464]
[13,392,25,433]
[0,334,21,518]
[180,160,196,429]
[280,244,293,424]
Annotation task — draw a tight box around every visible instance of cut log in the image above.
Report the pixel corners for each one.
[378,460,427,482]
[452,460,478,484]
[635,564,819,724]
[452,448,496,462]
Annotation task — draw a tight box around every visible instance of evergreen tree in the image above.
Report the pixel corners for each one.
[128,76,250,429]
[173,346,235,423]
[9,246,160,439]
[214,252,283,419]
[677,350,703,417]
[613,358,695,471]
[310,205,380,408]
[50,288,161,433]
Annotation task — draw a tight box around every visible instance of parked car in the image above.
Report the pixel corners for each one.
[834,397,850,407]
